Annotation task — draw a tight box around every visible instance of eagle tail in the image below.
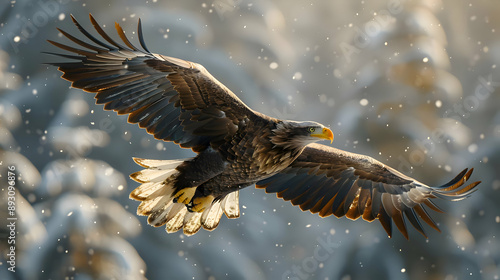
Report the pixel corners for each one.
[129,157,240,235]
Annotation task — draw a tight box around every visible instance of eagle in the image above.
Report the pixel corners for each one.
[47,14,480,239]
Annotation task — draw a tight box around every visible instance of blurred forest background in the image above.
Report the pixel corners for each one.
[0,0,499,279]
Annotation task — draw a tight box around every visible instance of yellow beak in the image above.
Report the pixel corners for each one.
[311,127,334,143]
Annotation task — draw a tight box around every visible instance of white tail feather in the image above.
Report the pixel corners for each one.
[130,181,165,200]
[130,167,178,183]
[137,194,170,215]
[148,200,174,226]
[130,157,241,235]
[183,212,203,235]
[133,158,185,169]
[221,191,240,218]
[201,201,224,230]
[166,207,187,233]
[166,203,185,222]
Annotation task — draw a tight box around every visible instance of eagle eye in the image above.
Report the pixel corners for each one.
[308,127,316,133]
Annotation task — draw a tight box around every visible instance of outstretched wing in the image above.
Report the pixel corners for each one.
[256,143,480,239]
[46,14,261,152]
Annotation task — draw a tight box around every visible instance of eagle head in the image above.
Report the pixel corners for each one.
[271,120,334,150]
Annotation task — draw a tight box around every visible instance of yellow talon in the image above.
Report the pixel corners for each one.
[190,195,215,212]
[174,187,196,204]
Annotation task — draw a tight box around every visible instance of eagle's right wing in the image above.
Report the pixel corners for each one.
[47,14,263,153]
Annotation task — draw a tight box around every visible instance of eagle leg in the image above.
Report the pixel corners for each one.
[173,187,197,204]
[172,147,227,206]
[187,195,215,212]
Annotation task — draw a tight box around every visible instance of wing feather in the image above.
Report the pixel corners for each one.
[404,209,427,237]
[47,13,265,153]
[257,143,481,239]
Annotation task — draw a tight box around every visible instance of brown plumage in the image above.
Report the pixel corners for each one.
[47,14,481,239]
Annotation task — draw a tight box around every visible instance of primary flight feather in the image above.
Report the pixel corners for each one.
[47,14,480,239]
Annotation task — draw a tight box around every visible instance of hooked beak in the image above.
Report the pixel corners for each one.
[311,127,334,143]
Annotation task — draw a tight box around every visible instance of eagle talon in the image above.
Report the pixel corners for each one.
[174,187,196,205]
[187,195,215,213]
[185,201,194,212]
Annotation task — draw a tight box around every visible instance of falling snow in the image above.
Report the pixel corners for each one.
[2,1,498,280]
[468,144,478,153]
[269,62,279,69]
[292,72,302,80]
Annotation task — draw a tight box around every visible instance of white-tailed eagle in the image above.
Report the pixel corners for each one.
[47,14,480,239]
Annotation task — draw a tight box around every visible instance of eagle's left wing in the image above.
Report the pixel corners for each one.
[256,143,480,239]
